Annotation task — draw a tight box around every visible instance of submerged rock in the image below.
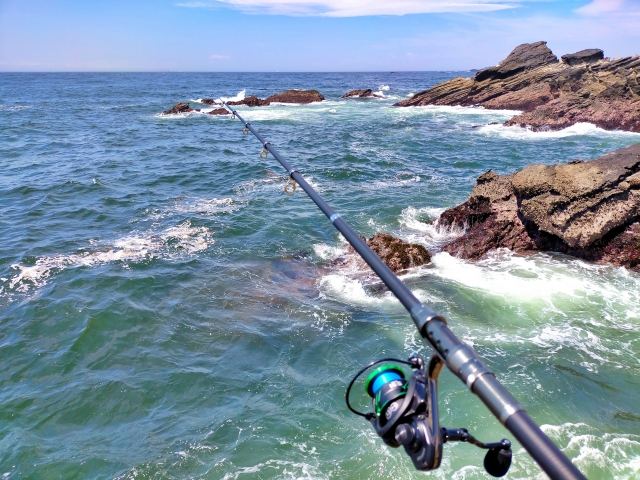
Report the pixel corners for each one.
[162,102,195,115]
[337,233,431,273]
[342,89,382,98]
[394,41,640,133]
[438,143,640,270]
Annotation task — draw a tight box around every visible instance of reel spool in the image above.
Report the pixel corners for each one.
[346,355,513,477]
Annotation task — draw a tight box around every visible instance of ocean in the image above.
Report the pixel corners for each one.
[1,72,640,479]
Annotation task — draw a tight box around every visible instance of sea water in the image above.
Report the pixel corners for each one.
[1,72,640,479]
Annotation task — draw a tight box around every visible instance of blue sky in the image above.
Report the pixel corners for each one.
[1,0,639,71]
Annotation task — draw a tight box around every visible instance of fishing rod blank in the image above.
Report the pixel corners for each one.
[218,99,587,480]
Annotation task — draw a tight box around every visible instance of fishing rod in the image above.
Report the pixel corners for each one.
[216,98,587,480]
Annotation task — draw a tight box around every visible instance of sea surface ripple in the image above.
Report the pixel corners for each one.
[1,72,640,479]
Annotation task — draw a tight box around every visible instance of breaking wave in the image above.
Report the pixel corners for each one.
[7,222,213,293]
[476,122,640,140]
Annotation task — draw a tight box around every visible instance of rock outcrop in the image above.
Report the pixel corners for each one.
[265,89,324,104]
[162,102,198,115]
[342,89,382,98]
[201,98,216,105]
[207,108,230,115]
[394,41,640,132]
[336,233,431,273]
[227,95,271,107]
[438,143,640,270]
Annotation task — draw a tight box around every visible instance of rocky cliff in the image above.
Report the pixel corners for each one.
[395,41,640,132]
[438,143,640,270]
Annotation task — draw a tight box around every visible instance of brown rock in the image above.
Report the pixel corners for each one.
[342,89,382,98]
[336,233,431,273]
[394,42,640,133]
[201,98,216,105]
[438,143,640,270]
[207,108,230,115]
[227,95,271,107]
[265,89,324,104]
[162,102,195,115]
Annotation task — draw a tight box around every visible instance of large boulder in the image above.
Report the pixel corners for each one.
[561,49,604,66]
[438,143,640,270]
[335,233,431,273]
[394,42,640,133]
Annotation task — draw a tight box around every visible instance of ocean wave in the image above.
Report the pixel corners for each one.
[7,222,213,293]
[218,90,246,103]
[379,85,390,91]
[476,122,640,140]
[399,206,464,247]
[430,249,640,305]
[403,105,523,117]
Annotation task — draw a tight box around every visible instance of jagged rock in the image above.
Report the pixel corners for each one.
[334,233,431,273]
[438,143,640,270]
[207,108,229,115]
[162,102,195,115]
[475,41,558,82]
[394,42,640,133]
[265,89,324,104]
[342,89,382,98]
[227,95,271,107]
[561,49,604,66]
[201,98,216,105]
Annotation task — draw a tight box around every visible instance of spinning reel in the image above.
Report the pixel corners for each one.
[346,354,513,477]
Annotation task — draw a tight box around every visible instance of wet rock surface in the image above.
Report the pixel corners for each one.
[336,233,431,273]
[207,108,230,115]
[395,41,640,132]
[265,89,325,104]
[162,102,196,115]
[439,143,640,270]
[342,89,381,98]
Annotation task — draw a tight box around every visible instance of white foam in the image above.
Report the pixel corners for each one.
[312,243,346,261]
[405,105,523,117]
[171,197,235,216]
[8,223,213,293]
[218,90,246,103]
[399,206,464,247]
[476,122,640,140]
[379,85,390,91]
[430,249,640,305]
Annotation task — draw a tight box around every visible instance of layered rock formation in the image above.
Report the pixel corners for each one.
[342,89,381,98]
[438,143,640,270]
[334,233,431,273]
[395,41,640,132]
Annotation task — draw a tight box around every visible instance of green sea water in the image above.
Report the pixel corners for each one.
[1,72,640,479]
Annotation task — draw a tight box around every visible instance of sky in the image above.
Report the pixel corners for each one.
[0,0,639,71]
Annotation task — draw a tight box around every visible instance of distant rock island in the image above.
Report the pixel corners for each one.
[436,143,640,270]
[395,41,640,133]
[161,90,324,115]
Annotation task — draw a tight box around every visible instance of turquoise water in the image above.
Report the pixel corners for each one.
[1,73,640,479]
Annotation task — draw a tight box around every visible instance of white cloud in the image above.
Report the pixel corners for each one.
[576,0,633,16]
[175,0,517,17]
[210,54,230,59]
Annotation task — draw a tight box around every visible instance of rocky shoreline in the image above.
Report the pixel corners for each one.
[395,41,640,133]
[436,143,640,271]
